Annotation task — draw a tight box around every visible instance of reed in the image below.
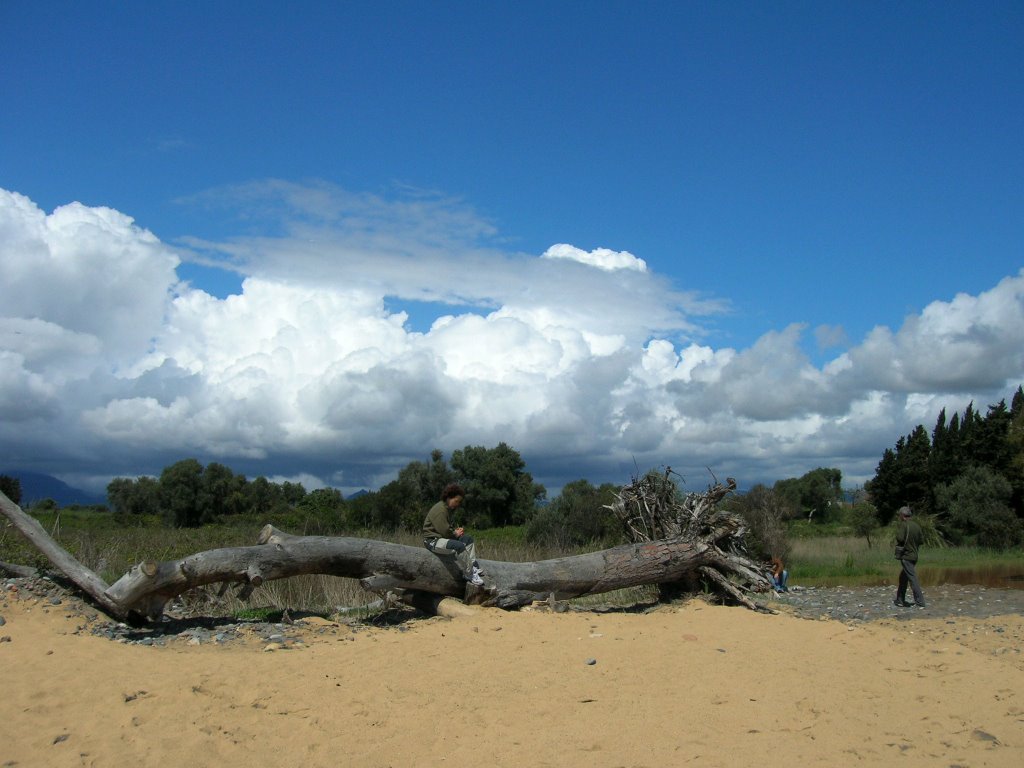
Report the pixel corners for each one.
[788,530,1024,587]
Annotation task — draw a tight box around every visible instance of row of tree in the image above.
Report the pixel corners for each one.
[9,387,1022,552]
[102,443,545,531]
[348,445,545,531]
[106,458,343,528]
[866,385,1024,548]
[2,455,853,562]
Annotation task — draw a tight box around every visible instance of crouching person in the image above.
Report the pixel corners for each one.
[423,483,485,586]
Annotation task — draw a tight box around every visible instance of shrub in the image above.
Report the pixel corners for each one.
[935,465,1020,548]
[525,480,622,549]
[845,502,879,547]
[729,484,791,562]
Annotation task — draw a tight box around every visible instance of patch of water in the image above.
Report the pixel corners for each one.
[844,563,1024,590]
[917,564,1024,589]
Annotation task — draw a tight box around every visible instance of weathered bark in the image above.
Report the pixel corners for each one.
[2,475,774,622]
[0,490,123,616]
[101,523,757,619]
[0,560,37,578]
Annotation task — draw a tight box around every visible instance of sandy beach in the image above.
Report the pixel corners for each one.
[2,584,1022,768]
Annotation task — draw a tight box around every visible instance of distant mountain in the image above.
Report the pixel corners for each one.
[347,489,370,499]
[0,471,107,507]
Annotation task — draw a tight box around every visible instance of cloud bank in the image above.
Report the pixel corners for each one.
[2,183,1022,495]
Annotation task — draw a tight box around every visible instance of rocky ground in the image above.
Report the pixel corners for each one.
[766,582,1024,623]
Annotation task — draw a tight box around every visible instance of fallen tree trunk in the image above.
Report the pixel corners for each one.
[0,490,123,616]
[2,474,774,622]
[0,560,37,578]
[103,523,763,619]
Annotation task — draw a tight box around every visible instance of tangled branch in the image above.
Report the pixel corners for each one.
[606,468,771,609]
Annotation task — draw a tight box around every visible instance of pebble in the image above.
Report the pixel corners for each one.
[765,584,1024,624]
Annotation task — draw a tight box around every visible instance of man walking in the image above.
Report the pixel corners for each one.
[893,505,926,608]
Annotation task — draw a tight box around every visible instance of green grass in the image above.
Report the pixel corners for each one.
[787,533,1024,587]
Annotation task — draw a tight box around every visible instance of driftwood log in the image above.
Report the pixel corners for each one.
[0,490,124,615]
[1,473,773,622]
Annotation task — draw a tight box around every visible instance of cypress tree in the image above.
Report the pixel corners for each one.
[899,425,933,515]
[930,407,958,489]
[974,400,1012,475]
[867,447,900,524]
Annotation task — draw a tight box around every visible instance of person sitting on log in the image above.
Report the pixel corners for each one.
[423,483,485,586]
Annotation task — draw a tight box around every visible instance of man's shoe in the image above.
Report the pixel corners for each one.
[893,599,913,608]
[469,565,485,586]
[914,603,926,608]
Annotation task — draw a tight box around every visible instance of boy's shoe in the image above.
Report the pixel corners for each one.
[893,599,913,608]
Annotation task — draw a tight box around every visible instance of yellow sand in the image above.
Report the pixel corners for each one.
[1,594,1021,767]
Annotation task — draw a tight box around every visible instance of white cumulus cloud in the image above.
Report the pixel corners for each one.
[0,189,179,369]
[1,184,1022,496]
[541,243,648,272]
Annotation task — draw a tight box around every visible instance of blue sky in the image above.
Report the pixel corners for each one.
[1,2,1022,498]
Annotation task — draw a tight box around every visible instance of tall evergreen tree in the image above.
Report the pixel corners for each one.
[868,428,932,523]
[898,425,933,515]
[974,400,1013,476]
[1007,387,1024,515]
[867,447,900,524]
[1011,386,1024,419]
[960,401,983,467]
[930,408,959,489]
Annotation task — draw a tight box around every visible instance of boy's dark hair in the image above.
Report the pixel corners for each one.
[441,483,466,502]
